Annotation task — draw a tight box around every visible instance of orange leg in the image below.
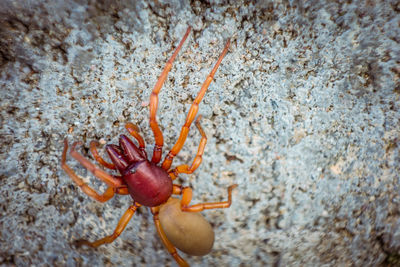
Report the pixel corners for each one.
[68,140,123,188]
[76,203,141,248]
[151,206,189,267]
[149,27,192,164]
[179,184,238,212]
[115,186,130,195]
[125,122,147,158]
[61,139,125,202]
[168,115,207,180]
[172,184,184,194]
[90,141,116,170]
[162,39,231,171]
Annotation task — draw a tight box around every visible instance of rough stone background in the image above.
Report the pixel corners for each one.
[1,0,399,266]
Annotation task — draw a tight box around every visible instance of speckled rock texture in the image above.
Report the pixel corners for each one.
[1,0,399,266]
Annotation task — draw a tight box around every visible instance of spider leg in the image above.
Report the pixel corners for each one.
[168,115,206,180]
[173,184,238,212]
[151,206,189,267]
[76,203,141,248]
[90,140,116,170]
[116,186,130,195]
[149,27,192,164]
[67,140,123,188]
[125,122,147,158]
[110,177,130,195]
[162,39,230,171]
[61,139,125,202]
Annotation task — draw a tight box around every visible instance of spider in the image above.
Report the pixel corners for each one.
[61,26,237,267]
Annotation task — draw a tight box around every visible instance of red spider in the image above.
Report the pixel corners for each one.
[61,26,237,267]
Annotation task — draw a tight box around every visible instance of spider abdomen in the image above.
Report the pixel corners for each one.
[123,161,172,207]
[159,198,215,256]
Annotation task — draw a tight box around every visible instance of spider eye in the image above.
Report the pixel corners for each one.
[125,162,139,175]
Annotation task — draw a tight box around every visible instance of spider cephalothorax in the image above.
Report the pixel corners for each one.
[105,134,173,207]
[61,26,237,267]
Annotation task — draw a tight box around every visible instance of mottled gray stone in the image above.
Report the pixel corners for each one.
[1,0,399,266]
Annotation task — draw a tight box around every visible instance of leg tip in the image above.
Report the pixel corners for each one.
[125,122,140,132]
[228,184,238,191]
[74,239,93,248]
[62,139,70,163]
[70,141,83,152]
[90,140,100,146]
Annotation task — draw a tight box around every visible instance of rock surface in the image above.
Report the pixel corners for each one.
[1,0,399,266]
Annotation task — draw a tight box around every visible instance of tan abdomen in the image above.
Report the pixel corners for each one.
[159,198,215,256]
